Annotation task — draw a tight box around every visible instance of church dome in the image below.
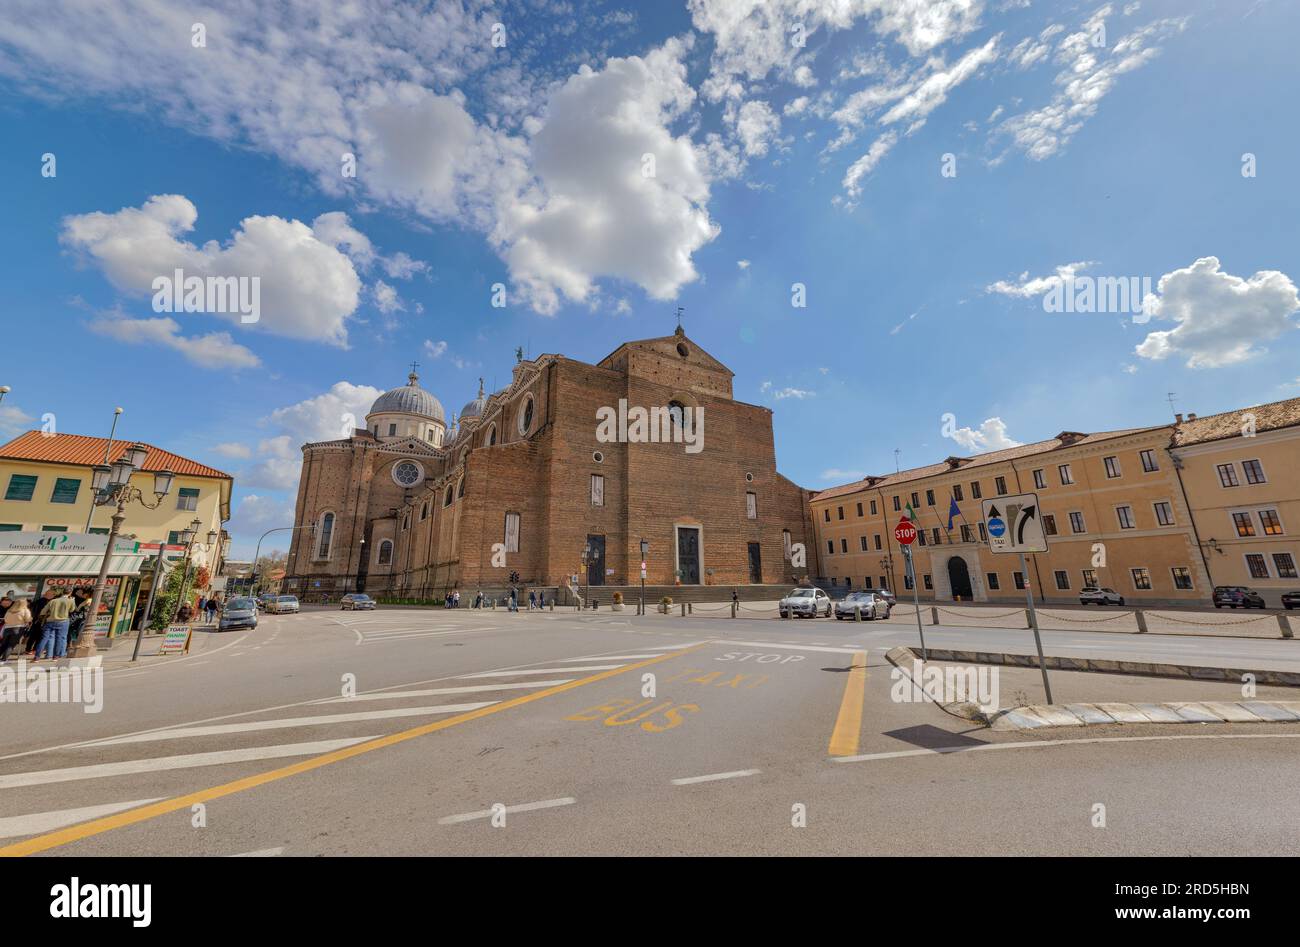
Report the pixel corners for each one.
[459,378,487,421]
[369,371,445,424]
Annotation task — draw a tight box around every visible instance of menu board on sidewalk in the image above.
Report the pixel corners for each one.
[159,624,192,655]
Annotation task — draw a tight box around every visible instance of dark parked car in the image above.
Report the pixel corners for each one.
[1213,586,1267,609]
[1281,591,1300,610]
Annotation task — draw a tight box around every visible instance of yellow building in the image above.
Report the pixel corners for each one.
[1171,399,1300,607]
[808,399,1300,607]
[0,431,232,637]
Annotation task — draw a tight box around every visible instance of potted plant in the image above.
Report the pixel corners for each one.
[659,595,673,614]
[611,591,625,611]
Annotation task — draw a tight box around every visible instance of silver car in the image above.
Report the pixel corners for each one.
[834,591,890,620]
[266,595,300,614]
[779,587,831,619]
[340,593,376,611]
[1079,586,1125,606]
[219,597,259,632]
[863,587,896,607]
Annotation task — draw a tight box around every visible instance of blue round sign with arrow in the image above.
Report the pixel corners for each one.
[988,516,1006,538]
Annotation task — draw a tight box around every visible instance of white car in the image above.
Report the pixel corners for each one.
[1079,586,1125,606]
[779,587,831,619]
[834,591,890,620]
[265,595,300,614]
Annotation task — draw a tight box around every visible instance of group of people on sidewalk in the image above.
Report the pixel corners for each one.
[0,586,96,661]
[456,587,547,611]
[183,595,222,624]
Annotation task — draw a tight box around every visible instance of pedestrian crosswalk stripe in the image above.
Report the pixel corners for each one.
[562,654,660,661]
[0,798,165,839]
[671,769,761,786]
[311,681,574,704]
[0,737,379,789]
[461,664,624,678]
[438,797,576,825]
[85,703,499,747]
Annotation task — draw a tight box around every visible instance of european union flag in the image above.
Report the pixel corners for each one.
[947,497,961,530]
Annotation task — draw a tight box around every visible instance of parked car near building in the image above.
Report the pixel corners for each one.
[1212,586,1267,609]
[1079,587,1125,606]
[218,597,259,632]
[865,587,896,607]
[1282,591,1300,610]
[340,593,376,611]
[779,587,831,619]
[834,590,890,620]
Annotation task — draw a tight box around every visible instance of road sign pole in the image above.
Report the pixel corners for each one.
[1020,551,1053,704]
[906,545,926,659]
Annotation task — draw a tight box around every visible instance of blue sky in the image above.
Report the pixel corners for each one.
[1,0,1297,558]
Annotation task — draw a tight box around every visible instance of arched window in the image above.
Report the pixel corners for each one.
[457,478,465,499]
[316,512,334,559]
[420,500,428,521]
[377,540,393,566]
[668,400,686,429]
[518,395,534,435]
[487,424,497,447]
[444,484,454,507]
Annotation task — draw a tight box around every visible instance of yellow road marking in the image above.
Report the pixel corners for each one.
[827,651,869,757]
[0,645,704,857]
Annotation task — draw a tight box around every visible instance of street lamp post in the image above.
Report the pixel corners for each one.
[169,517,204,624]
[68,444,173,660]
[580,544,590,610]
[250,524,316,598]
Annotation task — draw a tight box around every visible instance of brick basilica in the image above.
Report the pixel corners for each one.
[283,327,820,600]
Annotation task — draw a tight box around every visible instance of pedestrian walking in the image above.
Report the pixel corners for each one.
[528,589,537,610]
[36,587,76,660]
[205,596,218,624]
[509,586,518,612]
[0,594,29,662]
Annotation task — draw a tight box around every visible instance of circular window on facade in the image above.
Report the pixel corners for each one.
[593,450,604,463]
[676,342,690,358]
[745,472,754,483]
[518,395,535,435]
[391,460,425,488]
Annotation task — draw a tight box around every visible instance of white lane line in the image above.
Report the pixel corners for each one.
[311,681,572,704]
[644,640,712,650]
[0,737,378,789]
[86,702,498,747]
[229,847,285,857]
[438,797,577,825]
[832,732,1300,764]
[461,664,624,678]
[722,640,862,654]
[671,769,762,786]
[0,798,165,839]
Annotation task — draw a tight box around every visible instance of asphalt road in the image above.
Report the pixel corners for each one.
[1,606,1297,856]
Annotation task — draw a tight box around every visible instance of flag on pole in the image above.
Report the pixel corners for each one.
[947,497,961,530]
[905,502,917,522]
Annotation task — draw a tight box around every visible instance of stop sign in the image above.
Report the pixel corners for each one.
[894,518,917,545]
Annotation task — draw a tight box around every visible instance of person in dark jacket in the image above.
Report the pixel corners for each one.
[24,591,49,654]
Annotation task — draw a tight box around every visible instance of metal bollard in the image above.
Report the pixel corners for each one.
[688,603,693,615]
[549,598,554,611]
[680,602,686,617]
[1025,608,1032,630]
[930,606,940,625]
[1134,609,1148,633]
[1279,614,1294,639]
[854,605,861,622]
[731,602,737,618]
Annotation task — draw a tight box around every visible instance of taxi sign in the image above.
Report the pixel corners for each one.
[981,493,1048,554]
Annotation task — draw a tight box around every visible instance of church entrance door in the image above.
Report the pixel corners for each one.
[677,527,701,585]
[586,534,605,587]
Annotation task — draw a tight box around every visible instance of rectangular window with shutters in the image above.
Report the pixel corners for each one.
[840,538,848,553]
[970,481,982,499]
[592,474,605,507]
[925,489,935,506]
[1232,512,1255,537]
[874,534,882,550]
[860,536,868,551]
[1054,570,1070,590]
[911,492,920,508]
[904,574,914,590]
[1069,511,1085,533]
[879,576,889,590]
[827,540,834,555]
[995,476,1007,496]
[1132,568,1152,590]
[1033,469,1046,489]
[1274,553,1298,579]
[1171,567,1194,590]
[745,491,756,519]
[1116,506,1135,529]
[824,509,830,522]
[1246,554,1269,579]
[856,502,863,517]
[176,486,199,511]
[1014,572,1026,590]
[893,496,901,511]
[869,499,877,515]
[1104,456,1121,479]
[1258,509,1283,535]
[986,572,1000,590]
[960,524,972,543]
[932,528,941,545]
[1058,464,1074,485]
[837,506,844,520]
[168,530,181,545]
[50,478,81,504]
[918,530,927,546]
[1082,569,1098,587]
[953,484,963,501]
[1242,459,1266,484]
[923,574,933,590]
[1217,463,1239,487]
[4,474,36,501]
[1154,501,1174,526]
[1042,514,1057,536]
[1140,449,1159,472]
[978,522,987,541]
[504,512,520,553]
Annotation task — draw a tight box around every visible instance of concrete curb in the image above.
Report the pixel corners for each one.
[887,644,1300,731]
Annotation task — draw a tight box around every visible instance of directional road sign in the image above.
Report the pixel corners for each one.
[981,493,1048,554]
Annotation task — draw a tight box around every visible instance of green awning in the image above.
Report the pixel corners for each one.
[0,551,148,576]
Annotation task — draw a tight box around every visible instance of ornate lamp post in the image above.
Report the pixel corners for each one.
[169,517,204,623]
[580,543,590,610]
[69,444,173,659]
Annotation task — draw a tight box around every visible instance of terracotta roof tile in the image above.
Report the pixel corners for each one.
[1172,396,1300,447]
[0,431,232,480]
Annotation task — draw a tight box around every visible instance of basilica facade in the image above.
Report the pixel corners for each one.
[283,328,819,600]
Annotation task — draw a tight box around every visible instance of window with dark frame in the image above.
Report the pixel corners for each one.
[1132,568,1152,590]
[1242,459,1266,484]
